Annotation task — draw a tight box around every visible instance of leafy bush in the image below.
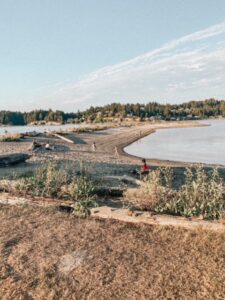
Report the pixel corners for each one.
[73,197,98,218]
[16,162,98,208]
[16,162,70,198]
[65,177,96,201]
[124,167,225,220]
[173,167,225,219]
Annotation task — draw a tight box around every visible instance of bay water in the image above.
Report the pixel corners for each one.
[124,120,225,165]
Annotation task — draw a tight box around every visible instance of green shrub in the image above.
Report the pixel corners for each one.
[66,177,96,201]
[73,197,98,218]
[124,167,225,220]
[173,167,225,219]
[16,162,70,198]
[16,162,98,205]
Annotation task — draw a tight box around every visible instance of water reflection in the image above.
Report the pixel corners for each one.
[125,120,225,165]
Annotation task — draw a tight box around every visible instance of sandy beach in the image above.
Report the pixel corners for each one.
[0,121,215,182]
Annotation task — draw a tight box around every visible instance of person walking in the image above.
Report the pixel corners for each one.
[114,146,119,157]
[92,142,96,152]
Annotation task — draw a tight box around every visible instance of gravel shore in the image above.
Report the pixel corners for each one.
[0,121,208,181]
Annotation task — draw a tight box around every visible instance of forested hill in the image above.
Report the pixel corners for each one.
[1,98,225,125]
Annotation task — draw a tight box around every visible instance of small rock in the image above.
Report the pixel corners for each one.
[58,250,87,274]
[127,209,134,216]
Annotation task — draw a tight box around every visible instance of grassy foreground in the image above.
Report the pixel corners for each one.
[0,204,224,300]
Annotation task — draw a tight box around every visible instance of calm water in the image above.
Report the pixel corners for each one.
[125,120,225,166]
[0,124,82,135]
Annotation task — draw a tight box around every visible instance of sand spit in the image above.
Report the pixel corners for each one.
[0,121,205,166]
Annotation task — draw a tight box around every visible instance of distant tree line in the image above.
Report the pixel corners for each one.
[0,98,225,125]
[81,98,225,122]
[83,99,225,121]
[0,109,77,125]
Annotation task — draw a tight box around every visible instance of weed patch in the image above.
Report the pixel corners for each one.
[15,162,98,215]
[124,166,225,220]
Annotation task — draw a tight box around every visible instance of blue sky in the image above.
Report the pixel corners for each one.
[1,0,225,112]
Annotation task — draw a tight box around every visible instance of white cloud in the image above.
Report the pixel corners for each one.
[35,21,225,111]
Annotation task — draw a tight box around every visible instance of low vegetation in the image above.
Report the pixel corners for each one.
[51,123,133,135]
[0,133,22,142]
[51,124,117,135]
[124,166,225,220]
[15,162,98,216]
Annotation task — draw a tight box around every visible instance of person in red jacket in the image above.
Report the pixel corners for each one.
[140,159,149,175]
[131,158,150,178]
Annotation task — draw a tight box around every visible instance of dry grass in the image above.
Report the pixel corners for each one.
[0,204,224,300]
[50,124,118,135]
[0,133,22,142]
[50,122,133,135]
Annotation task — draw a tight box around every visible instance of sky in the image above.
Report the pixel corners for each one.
[1,0,225,112]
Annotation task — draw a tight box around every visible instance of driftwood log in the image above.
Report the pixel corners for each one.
[95,186,124,197]
[53,133,75,144]
[27,141,42,151]
[0,153,31,167]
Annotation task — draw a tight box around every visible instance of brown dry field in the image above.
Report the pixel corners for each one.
[0,204,225,300]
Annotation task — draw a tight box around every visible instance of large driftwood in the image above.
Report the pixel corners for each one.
[105,175,141,186]
[95,186,124,197]
[27,141,42,151]
[53,133,75,144]
[0,153,30,167]
[90,206,225,232]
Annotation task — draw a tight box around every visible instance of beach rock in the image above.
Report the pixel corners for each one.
[0,153,31,167]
